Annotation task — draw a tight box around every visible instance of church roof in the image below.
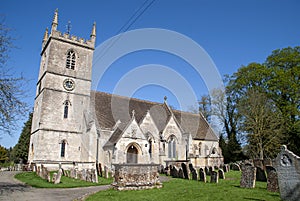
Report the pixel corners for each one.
[90,91,218,141]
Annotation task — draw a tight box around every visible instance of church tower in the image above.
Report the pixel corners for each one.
[28,9,96,169]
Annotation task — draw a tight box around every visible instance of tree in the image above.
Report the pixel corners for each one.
[238,90,283,159]
[265,47,300,154]
[14,113,32,164]
[0,19,28,136]
[210,87,245,162]
[0,145,8,163]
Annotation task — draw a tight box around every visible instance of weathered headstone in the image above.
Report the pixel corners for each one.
[218,169,225,179]
[210,171,218,183]
[165,166,170,176]
[267,170,279,192]
[199,168,206,183]
[191,168,198,180]
[178,168,184,179]
[54,169,63,184]
[205,166,210,175]
[256,166,267,182]
[172,166,179,178]
[240,165,256,188]
[181,163,189,180]
[274,145,300,201]
[209,166,213,175]
[223,164,229,173]
[231,163,241,171]
[52,173,57,183]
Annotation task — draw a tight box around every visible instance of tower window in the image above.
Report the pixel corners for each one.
[61,140,66,157]
[66,50,76,70]
[63,101,70,118]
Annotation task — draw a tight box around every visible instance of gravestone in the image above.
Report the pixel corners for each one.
[223,164,230,172]
[209,166,213,175]
[172,166,179,178]
[267,169,279,192]
[218,169,225,179]
[274,145,300,201]
[165,166,170,176]
[178,168,184,179]
[205,166,210,175]
[54,168,63,184]
[52,173,57,183]
[210,171,218,183]
[70,168,75,178]
[256,167,267,182]
[266,165,276,175]
[199,168,206,183]
[240,165,256,188]
[191,168,198,180]
[181,163,189,180]
[231,163,241,171]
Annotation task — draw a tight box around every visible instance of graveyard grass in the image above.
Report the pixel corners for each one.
[15,172,113,188]
[86,171,280,201]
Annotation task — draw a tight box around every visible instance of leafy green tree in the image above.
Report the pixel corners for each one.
[0,19,28,136]
[0,145,8,163]
[14,113,32,164]
[265,47,300,154]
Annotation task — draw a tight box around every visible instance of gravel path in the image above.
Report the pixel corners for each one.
[0,171,111,201]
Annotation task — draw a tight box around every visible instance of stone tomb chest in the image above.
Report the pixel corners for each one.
[112,164,162,190]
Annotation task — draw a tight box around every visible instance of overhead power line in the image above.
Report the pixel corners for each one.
[94,0,157,66]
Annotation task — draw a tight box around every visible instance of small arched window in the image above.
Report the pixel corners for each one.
[66,50,76,70]
[61,140,67,157]
[63,101,71,118]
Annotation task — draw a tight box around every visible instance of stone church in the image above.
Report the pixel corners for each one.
[28,10,223,171]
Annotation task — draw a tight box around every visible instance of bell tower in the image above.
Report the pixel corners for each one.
[28,9,96,167]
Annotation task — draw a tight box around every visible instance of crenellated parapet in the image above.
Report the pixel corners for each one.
[42,9,96,52]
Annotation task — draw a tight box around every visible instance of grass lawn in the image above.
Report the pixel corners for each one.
[86,171,280,201]
[15,171,113,188]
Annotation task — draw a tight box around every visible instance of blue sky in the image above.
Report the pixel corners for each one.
[1,0,300,148]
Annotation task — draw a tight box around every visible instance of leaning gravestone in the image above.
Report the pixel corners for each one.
[240,165,256,188]
[199,168,206,183]
[274,145,300,201]
[210,171,219,183]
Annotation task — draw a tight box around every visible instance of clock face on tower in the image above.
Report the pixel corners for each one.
[63,78,75,91]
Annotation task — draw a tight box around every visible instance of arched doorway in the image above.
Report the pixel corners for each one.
[127,145,138,163]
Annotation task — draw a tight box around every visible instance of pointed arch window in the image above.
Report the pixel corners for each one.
[66,50,76,70]
[61,140,67,157]
[168,135,176,158]
[63,100,71,118]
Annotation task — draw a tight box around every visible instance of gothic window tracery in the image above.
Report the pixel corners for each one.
[66,50,76,70]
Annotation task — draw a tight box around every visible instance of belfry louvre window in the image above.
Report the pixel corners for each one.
[66,50,76,70]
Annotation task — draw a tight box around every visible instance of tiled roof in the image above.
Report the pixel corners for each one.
[90,91,218,141]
